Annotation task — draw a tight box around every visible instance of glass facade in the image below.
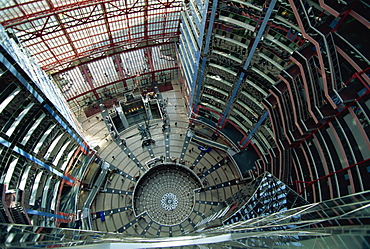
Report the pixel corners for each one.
[0,0,369,248]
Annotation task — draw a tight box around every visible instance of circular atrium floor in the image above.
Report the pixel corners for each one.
[79,82,249,237]
[133,164,202,226]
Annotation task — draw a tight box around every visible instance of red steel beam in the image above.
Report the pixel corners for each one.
[101,2,114,47]
[144,0,149,45]
[291,74,370,149]
[49,41,176,75]
[66,67,179,101]
[331,0,360,32]
[144,48,156,82]
[113,54,128,90]
[344,67,370,91]
[1,0,111,28]
[6,1,180,73]
[293,158,370,195]
[35,31,64,67]
[45,0,80,62]
[80,64,100,100]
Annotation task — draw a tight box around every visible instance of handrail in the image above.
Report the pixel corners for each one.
[293,158,370,195]
[192,134,229,151]
[81,161,110,230]
[190,117,240,153]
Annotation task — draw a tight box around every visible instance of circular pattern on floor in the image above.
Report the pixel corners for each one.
[161,193,178,210]
[133,164,202,226]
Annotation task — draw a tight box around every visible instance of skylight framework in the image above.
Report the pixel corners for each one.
[1,0,182,108]
[0,0,182,73]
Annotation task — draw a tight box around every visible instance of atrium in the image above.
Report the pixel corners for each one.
[0,0,369,248]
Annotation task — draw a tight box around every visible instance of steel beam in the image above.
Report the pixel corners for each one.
[1,0,112,27]
[241,110,269,147]
[219,0,277,127]
[80,64,100,100]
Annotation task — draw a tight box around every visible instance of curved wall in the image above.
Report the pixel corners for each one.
[179,0,370,204]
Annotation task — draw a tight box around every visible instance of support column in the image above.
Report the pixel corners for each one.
[241,111,269,148]
[219,0,277,127]
[186,0,211,115]
[80,65,99,100]
[193,0,219,114]
[113,54,128,90]
[116,105,129,129]
[144,48,155,82]
[142,96,153,120]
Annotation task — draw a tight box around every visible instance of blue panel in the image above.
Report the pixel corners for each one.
[194,0,203,8]
[187,5,201,34]
[188,53,201,110]
[0,137,11,148]
[13,146,74,183]
[242,110,269,146]
[26,209,68,220]
[194,57,208,113]
[0,137,74,183]
[0,53,44,103]
[99,211,106,221]
[358,87,367,96]
[44,104,88,152]
[330,17,340,29]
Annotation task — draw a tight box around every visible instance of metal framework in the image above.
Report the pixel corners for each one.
[1,0,182,72]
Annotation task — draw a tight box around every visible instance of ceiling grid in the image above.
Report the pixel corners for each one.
[0,0,182,73]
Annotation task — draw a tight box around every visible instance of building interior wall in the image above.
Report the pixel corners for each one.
[0,0,369,247]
